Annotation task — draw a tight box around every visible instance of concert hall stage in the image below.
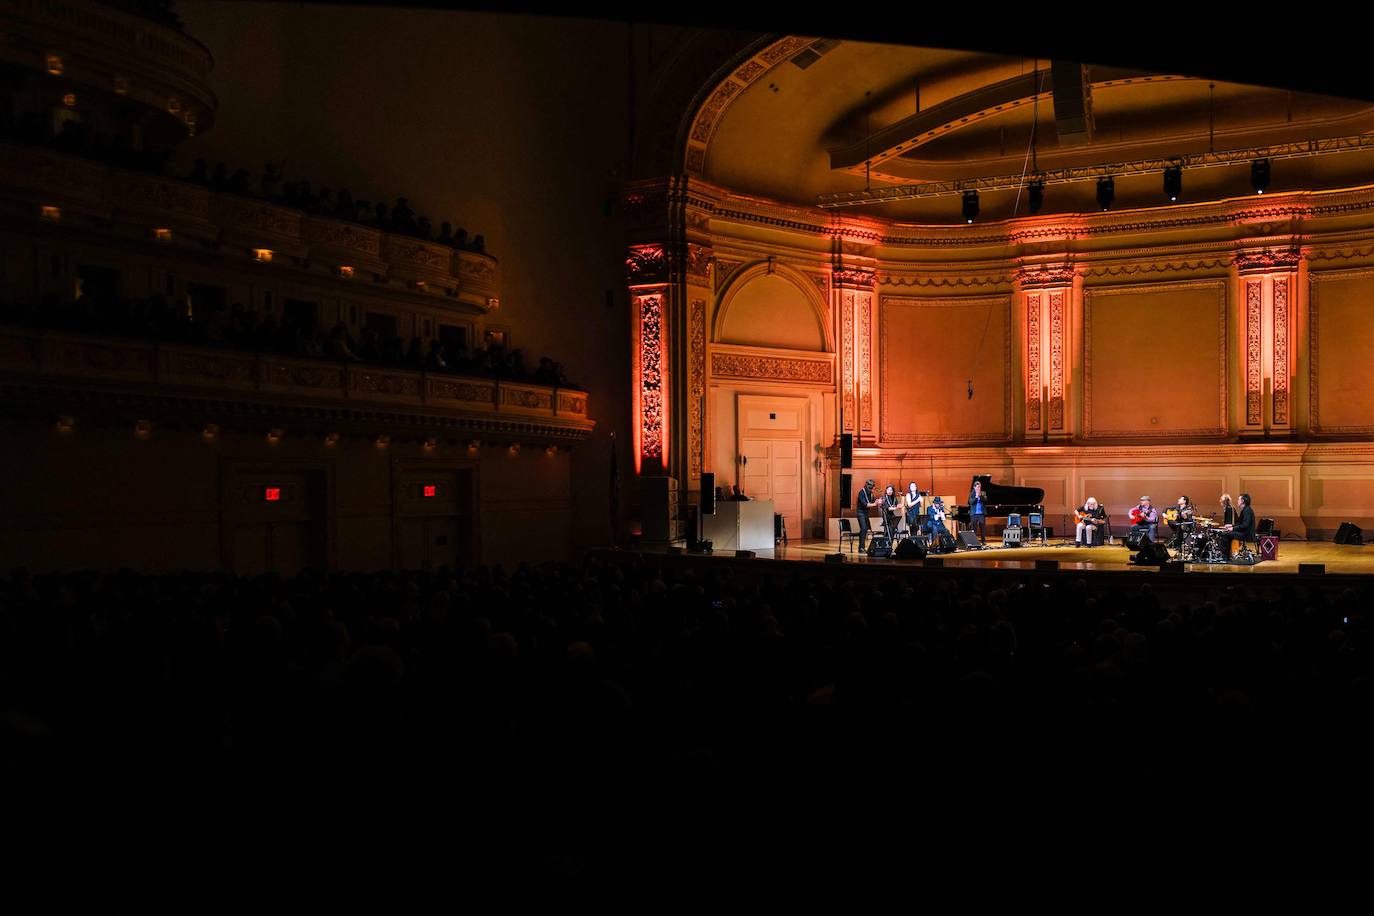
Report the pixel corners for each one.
[635,537,1374,580]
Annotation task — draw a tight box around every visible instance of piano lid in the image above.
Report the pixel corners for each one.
[967,474,1045,508]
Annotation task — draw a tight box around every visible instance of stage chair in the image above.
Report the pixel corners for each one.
[838,518,860,554]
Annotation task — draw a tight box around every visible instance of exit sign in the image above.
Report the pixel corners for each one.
[263,486,282,502]
[422,484,437,498]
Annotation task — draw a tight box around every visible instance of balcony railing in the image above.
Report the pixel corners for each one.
[0,327,593,440]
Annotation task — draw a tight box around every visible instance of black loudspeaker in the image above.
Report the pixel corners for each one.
[1335,522,1363,545]
[774,513,784,541]
[894,538,926,560]
[824,553,846,564]
[866,535,891,558]
[1124,528,1147,550]
[957,530,982,549]
[840,473,852,509]
[1132,536,1170,566]
[839,433,853,469]
[700,473,715,516]
[735,550,756,559]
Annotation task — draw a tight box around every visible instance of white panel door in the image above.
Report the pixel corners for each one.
[741,438,802,538]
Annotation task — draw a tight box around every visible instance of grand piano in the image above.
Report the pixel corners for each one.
[953,475,1046,529]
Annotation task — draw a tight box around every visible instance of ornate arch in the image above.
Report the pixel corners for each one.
[712,260,834,352]
[680,36,822,177]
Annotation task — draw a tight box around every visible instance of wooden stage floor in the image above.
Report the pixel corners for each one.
[730,536,1374,576]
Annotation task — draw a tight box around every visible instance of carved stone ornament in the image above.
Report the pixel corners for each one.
[1234,248,1302,272]
[1016,264,1076,287]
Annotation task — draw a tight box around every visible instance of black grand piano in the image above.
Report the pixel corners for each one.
[953,475,1046,529]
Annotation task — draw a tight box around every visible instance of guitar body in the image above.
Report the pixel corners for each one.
[1129,507,1147,525]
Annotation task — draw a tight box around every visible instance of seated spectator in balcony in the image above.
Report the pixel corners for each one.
[357,327,382,363]
[261,161,283,200]
[417,216,433,241]
[328,322,360,362]
[317,188,335,215]
[391,198,417,235]
[438,222,454,246]
[335,189,355,221]
[190,158,209,184]
[374,202,389,227]
[211,162,230,190]
[535,356,558,386]
[471,234,486,255]
[228,169,251,195]
[454,228,469,249]
[256,311,280,352]
[425,339,448,371]
[508,348,528,380]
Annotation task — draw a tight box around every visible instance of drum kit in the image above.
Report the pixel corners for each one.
[1178,515,1232,563]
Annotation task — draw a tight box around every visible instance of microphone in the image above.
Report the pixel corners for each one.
[967,379,974,399]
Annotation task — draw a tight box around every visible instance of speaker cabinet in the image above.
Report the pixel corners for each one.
[894,537,926,560]
[700,472,716,516]
[840,473,852,509]
[866,535,891,558]
[957,530,982,549]
[839,433,853,469]
[1335,522,1363,545]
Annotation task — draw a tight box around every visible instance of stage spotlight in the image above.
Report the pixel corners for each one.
[1251,159,1271,194]
[1028,180,1044,215]
[1163,165,1182,202]
[962,190,979,223]
[1096,176,1114,211]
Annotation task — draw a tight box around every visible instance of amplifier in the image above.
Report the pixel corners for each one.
[1002,526,1023,547]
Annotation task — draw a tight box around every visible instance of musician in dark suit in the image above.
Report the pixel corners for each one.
[855,478,875,551]
[1221,492,1256,560]
[923,495,951,546]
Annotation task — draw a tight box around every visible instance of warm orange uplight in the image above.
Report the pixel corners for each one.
[202,423,219,441]
[134,420,153,437]
[40,205,61,222]
[267,427,284,444]
[154,228,172,241]
[166,97,181,115]
[375,434,391,448]
[252,248,273,263]
[62,93,76,108]
[467,439,480,452]
[56,415,75,432]
[545,444,558,456]
[113,77,130,95]
[324,432,340,446]
[337,265,354,279]
[46,54,63,75]
[424,437,438,450]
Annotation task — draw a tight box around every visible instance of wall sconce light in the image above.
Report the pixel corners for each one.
[412,280,428,292]
[62,93,77,108]
[324,432,340,446]
[46,54,63,76]
[545,444,558,456]
[154,228,172,242]
[113,77,130,95]
[40,205,61,222]
[202,423,219,441]
[375,434,391,449]
[467,439,480,452]
[166,96,181,115]
[337,265,354,279]
[134,420,153,437]
[252,248,273,263]
[56,415,75,432]
[507,442,521,455]
[424,437,438,451]
[486,297,500,310]
[267,427,284,444]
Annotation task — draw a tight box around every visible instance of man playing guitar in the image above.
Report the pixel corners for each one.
[1166,495,1195,549]
[1129,495,1159,541]
[1074,497,1107,547]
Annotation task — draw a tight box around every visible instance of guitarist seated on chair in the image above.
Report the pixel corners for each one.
[1074,497,1107,546]
[1129,495,1159,541]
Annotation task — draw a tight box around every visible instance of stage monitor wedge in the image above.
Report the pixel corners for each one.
[1335,522,1363,545]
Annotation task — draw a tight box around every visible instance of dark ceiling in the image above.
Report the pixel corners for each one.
[244,1,1372,103]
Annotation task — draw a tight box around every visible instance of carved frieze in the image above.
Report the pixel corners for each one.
[1235,248,1302,273]
[303,217,383,256]
[1026,292,1042,431]
[118,174,211,221]
[263,361,344,391]
[428,378,493,403]
[504,387,553,409]
[1017,264,1076,288]
[1048,289,1065,430]
[833,267,876,289]
[352,370,421,399]
[217,197,302,240]
[639,294,665,461]
[685,243,713,287]
[710,352,832,383]
[558,393,588,415]
[167,350,255,387]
